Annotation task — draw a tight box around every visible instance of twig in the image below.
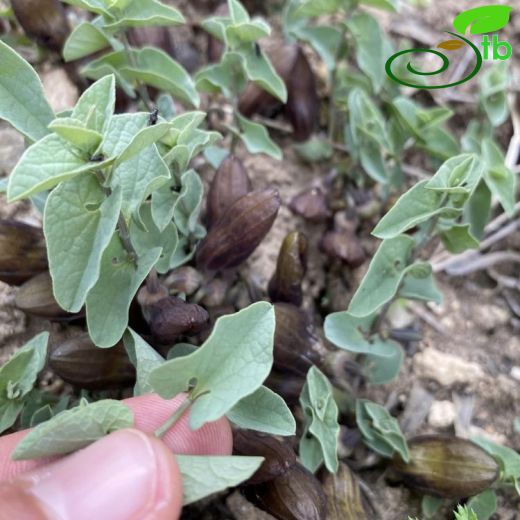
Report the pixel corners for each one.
[441,251,520,277]
[407,302,449,336]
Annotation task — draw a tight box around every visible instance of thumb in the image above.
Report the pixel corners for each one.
[0,429,183,520]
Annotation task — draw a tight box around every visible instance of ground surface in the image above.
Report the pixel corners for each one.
[1,0,519,519]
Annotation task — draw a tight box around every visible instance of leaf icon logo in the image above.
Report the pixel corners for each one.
[437,40,466,51]
[453,5,513,35]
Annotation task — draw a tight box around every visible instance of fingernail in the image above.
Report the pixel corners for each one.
[19,429,181,520]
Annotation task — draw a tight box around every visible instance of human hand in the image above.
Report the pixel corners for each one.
[0,394,233,520]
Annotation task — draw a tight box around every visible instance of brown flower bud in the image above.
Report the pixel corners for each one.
[391,435,499,498]
[0,220,47,285]
[50,334,135,390]
[147,296,209,344]
[11,0,69,52]
[15,271,80,320]
[164,266,203,296]
[268,231,308,306]
[206,155,252,227]
[233,430,297,485]
[273,303,323,377]
[246,463,327,520]
[196,188,281,271]
[322,462,368,520]
[289,187,330,223]
[239,45,319,142]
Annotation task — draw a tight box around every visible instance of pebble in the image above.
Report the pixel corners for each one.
[41,67,78,113]
[414,347,484,386]
[428,400,456,429]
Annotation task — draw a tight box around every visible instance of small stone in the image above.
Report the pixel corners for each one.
[428,400,456,429]
[414,347,484,386]
[0,124,25,175]
[510,366,520,382]
[41,67,78,113]
[472,303,510,332]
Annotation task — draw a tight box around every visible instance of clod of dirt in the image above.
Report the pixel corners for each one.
[427,400,456,429]
[413,347,485,387]
[40,66,79,113]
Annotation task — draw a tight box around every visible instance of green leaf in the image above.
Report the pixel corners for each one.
[296,0,343,17]
[176,455,263,505]
[48,117,103,152]
[242,46,288,103]
[471,436,520,483]
[44,175,122,312]
[173,169,204,237]
[129,203,178,273]
[86,235,161,347]
[467,489,497,520]
[149,302,276,430]
[362,339,404,384]
[481,138,516,216]
[426,154,482,195]
[399,265,443,303]
[103,0,184,30]
[82,48,199,108]
[453,5,512,35]
[12,399,133,460]
[0,332,49,401]
[7,134,114,201]
[195,53,247,97]
[114,146,170,222]
[292,26,342,71]
[228,0,250,24]
[0,40,54,141]
[372,181,447,239]
[348,236,419,317]
[421,495,443,518]
[0,401,24,434]
[102,112,149,158]
[479,63,509,127]
[356,399,409,462]
[61,0,113,17]
[71,74,115,136]
[227,386,296,436]
[235,113,282,159]
[63,21,112,62]
[465,180,491,241]
[226,20,271,47]
[123,329,164,396]
[347,13,384,92]
[299,366,339,473]
[293,136,333,163]
[116,122,171,164]
[454,505,478,520]
[359,0,399,12]
[440,225,479,254]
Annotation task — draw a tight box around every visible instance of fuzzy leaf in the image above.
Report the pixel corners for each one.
[103,0,184,30]
[235,114,282,159]
[44,175,122,313]
[173,170,204,237]
[86,235,161,347]
[63,21,113,62]
[12,399,133,460]
[0,40,54,141]
[467,489,497,520]
[440,225,479,254]
[124,329,164,396]
[7,134,114,201]
[177,455,263,505]
[149,302,276,430]
[299,366,339,473]
[227,386,295,436]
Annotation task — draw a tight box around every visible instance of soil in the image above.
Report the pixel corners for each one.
[1,0,520,519]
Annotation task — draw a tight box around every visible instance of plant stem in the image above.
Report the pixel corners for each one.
[121,33,153,111]
[117,213,138,263]
[154,397,193,438]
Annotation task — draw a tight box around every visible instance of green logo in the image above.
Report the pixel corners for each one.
[385,5,513,89]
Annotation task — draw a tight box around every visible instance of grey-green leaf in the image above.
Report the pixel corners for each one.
[176,455,264,505]
[12,399,133,460]
[63,21,113,62]
[0,40,54,141]
[44,175,122,312]
[227,386,296,436]
[123,329,164,396]
[149,302,276,430]
[235,114,282,159]
[86,235,161,347]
